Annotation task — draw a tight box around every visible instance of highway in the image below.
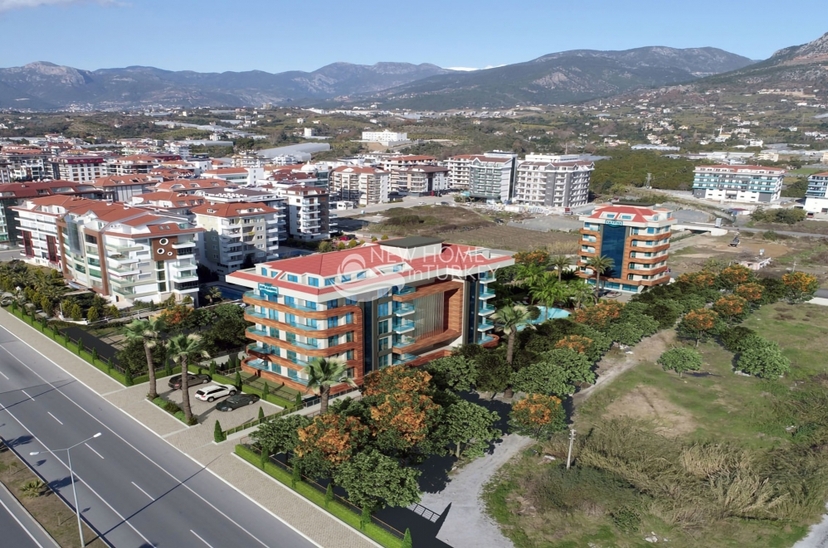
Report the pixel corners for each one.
[0,325,316,548]
[0,483,50,548]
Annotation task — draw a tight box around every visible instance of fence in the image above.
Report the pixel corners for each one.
[235,444,405,547]
[223,407,296,437]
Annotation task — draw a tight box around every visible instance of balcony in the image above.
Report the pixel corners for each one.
[393,334,417,348]
[109,264,141,276]
[479,271,496,283]
[172,241,195,249]
[244,290,279,303]
[479,304,496,316]
[479,288,496,300]
[105,242,142,254]
[477,321,494,331]
[244,307,266,320]
[392,353,418,366]
[247,343,270,355]
[478,334,497,345]
[393,302,415,316]
[392,320,415,334]
[172,271,198,281]
[286,321,317,332]
[108,254,139,266]
[170,259,197,270]
[392,286,416,296]
[246,326,269,337]
[290,339,320,351]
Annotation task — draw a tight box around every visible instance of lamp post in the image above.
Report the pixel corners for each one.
[30,432,102,547]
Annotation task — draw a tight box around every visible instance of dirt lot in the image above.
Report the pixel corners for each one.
[0,443,105,548]
[604,385,697,437]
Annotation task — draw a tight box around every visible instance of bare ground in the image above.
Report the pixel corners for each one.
[603,385,697,437]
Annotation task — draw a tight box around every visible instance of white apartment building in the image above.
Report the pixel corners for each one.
[0,162,10,184]
[192,202,284,276]
[692,165,786,203]
[513,159,594,208]
[395,166,450,195]
[14,196,203,305]
[361,130,408,145]
[805,172,828,214]
[93,174,159,203]
[280,186,332,241]
[375,155,439,193]
[202,166,264,185]
[329,166,389,206]
[52,154,109,182]
[446,153,516,202]
[0,147,51,180]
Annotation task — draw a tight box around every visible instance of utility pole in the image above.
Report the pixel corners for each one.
[566,428,576,470]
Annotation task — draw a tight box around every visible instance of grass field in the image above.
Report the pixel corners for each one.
[364,205,579,251]
[485,302,828,548]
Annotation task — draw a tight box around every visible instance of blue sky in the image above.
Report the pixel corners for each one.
[1,0,825,73]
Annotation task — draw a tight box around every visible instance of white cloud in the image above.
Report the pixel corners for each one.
[0,0,114,11]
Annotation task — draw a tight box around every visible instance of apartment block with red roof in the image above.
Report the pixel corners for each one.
[93,174,159,202]
[191,202,285,276]
[329,166,389,206]
[0,146,51,180]
[514,159,594,208]
[226,237,513,392]
[14,196,203,305]
[692,165,786,203]
[577,204,675,293]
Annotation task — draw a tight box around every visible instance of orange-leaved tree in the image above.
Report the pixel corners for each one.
[677,271,717,290]
[713,295,748,324]
[735,282,764,304]
[782,271,819,303]
[509,394,566,439]
[572,300,624,330]
[294,413,369,480]
[554,334,593,354]
[678,308,719,347]
[718,264,752,289]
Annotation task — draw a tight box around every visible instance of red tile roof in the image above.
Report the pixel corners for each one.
[191,202,279,218]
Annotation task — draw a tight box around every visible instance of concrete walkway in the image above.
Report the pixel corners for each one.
[0,309,376,548]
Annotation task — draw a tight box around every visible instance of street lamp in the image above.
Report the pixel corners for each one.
[30,432,102,547]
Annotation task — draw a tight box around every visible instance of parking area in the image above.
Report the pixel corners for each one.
[159,375,284,428]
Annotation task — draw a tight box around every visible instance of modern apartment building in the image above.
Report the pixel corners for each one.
[227,237,513,391]
[329,166,389,206]
[0,146,51,180]
[279,186,332,241]
[361,130,408,145]
[192,202,284,276]
[446,152,516,201]
[577,204,675,293]
[106,154,179,176]
[130,192,207,217]
[804,172,828,214]
[514,159,594,208]
[395,166,450,195]
[51,153,110,182]
[14,196,203,304]
[93,175,159,202]
[692,165,786,203]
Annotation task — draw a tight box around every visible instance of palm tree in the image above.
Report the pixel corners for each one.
[490,304,535,367]
[167,333,209,423]
[550,255,571,282]
[205,286,223,305]
[122,316,166,400]
[304,357,356,414]
[515,262,547,293]
[586,255,615,298]
[530,274,566,320]
[567,280,595,309]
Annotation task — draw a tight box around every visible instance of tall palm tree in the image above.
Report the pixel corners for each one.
[515,262,547,293]
[586,255,615,298]
[304,357,356,414]
[550,255,571,282]
[530,274,566,320]
[567,279,596,309]
[490,304,535,366]
[205,286,223,305]
[167,333,209,423]
[122,316,166,400]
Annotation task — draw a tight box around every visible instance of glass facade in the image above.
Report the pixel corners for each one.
[411,292,445,339]
[599,225,626,279]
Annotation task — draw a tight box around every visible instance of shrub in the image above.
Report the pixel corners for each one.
[234,372,243,391]
[737,337,790,379]
[719,326,757,353]
[658,347,703,377]
[214,420,226,443]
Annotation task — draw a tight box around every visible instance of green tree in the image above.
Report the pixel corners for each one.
[122,316,166,400]
[214,420,226,442]
[475,351,513,397]
[511,348,595,397]
[606,321,646,346]
[39,296,52,317]
[435,401,501,458]
[234,372,243,391]
[86,306,99,323]
[586,255,614,297]
[550,255,571,282]
[106,304,120,319]
[530,274,567,320]
[333,449,421,510]
[167,333,209,423]
[491,304,535,366]
[253,414,312,461]
[304,357,356,414]
[426,354,478,392]
[567,279,596,309]
[69,303,82,321]
[658,347,702,377]
[719,326,757,353]
[509,394,567,439]
[402,528,413,548]
[737,338,790,379]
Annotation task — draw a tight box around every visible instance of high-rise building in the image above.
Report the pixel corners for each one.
[805,172,828,214]
[446,153,516,201]
[577,204,675,293]
[226,237,512,391]
[514,158,593,208]
[329,166,389,206]
[692,165,785,203]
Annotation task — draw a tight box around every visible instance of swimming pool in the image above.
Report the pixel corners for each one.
[518,305,570,330]
[218,285,245,300]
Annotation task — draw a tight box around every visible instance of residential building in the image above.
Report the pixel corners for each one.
[192,202,285,276]
[375,155,437,192]
[361,130,408,145]
[201,166,264,185]
[805,172,828,213]
[514,159,593,208]
[226,237,513,391]
[329,166,389,206]
[14,196,202,304]
[394,166,450,195]
[0,180,102,247]
[0,161,10,184]
[51,153,110,182]
[93,175,158,203]
[692,165,786,203]
[155,178,232,194]
[105,155,161,176]
[280,186,332,241]
[577,204,675,293]
[0,146,51,180]
[446,153,516,201]
[130,192,207,217]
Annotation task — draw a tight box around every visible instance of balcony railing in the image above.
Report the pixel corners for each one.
[247,343,270,355]
[246,326,269,338]
[478,334,496,345]
[393,320,416,334]
[393,286,416,296]
[477,321,494,331]
[393,302,415,316]
[290,339,319,351]
[393,334,417,347]
[286,321,317,332]
[479,288,496,299]
[392,353,418,366]
[479,304,496,316]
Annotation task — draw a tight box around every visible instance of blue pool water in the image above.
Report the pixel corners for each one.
[518,306,570,330]
[218,286,245,300]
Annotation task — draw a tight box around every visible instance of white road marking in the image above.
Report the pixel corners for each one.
[20,389,32,400]
[84,443,104,460]
[190,530,214,548]
[46,412,63,425]
[0,335,277,548]
[0,370,8,380]
[131,481,153,501]
[0,487,48,548]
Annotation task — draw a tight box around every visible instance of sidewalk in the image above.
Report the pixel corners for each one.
[0,309,377,548]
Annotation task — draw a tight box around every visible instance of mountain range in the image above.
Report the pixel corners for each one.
[0,34,824,111]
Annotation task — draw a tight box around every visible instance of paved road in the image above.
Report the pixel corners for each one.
[0,483,54,548]
[0,326,316,548]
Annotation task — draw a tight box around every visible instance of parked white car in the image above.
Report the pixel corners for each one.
[194,383,237,402]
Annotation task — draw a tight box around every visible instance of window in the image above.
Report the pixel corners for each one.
[328,335,339,347]
[308,277,319,287]
[260,267,268,276]
[345,350,354,360]
[305,300,317,310]
[284,296,295,307]
[378,320,389,335]
[377,302,389,317]
[327,299,339,309]
[328,316,338,328]
[308,318,318,329]
[286,274,298,283]
[325,277,336,286]
[356,271,366,280]
[341,274,351,283]
[346,297,358,306]
[378,336,390,351]
[158,282,167,292]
